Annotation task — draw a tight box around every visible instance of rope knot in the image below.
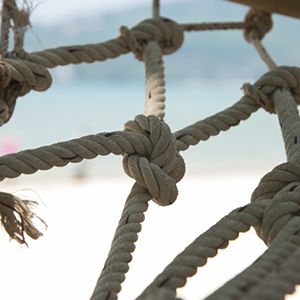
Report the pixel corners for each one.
[243,8,272,43]
[123,115,185,206]
[251,162,300,245]
[260,191,300,246]
[0,57,52,124]
[242,66,300,114]
[120,17,184,61]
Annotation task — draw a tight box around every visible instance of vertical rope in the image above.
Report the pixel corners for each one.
[90,184,152,300]
[273,89,300,163]
[143,40,166,120]
[152,0,160,18]
[243,9,276,70]
[0,0,15,56]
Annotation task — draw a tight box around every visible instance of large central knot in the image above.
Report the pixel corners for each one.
[119,17,184,61]
[123,115,185,206]
[242,66,300,113]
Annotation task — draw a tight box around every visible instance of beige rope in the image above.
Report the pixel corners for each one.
[10,1,31,58]
[0,115,185,206]
[0,1,51,125]
[181,22,245,32]
[90,183,152,300]
[28,17,183,67]
[241,236,300,299]
[243,9,276,70]
[206,216,300,300]
[273,89,300,162]
[175,66,300,151]
[0,0,15,55]
[143,40,166,119]
[0,130,151,180]
[136,11,300,299]
[136,201,265,299]
[0,191,46,244]
[174,95,259,151]
[89,115,185,299]
[1,1,300,299]
[0,1,45,247]
[152,0,160,18]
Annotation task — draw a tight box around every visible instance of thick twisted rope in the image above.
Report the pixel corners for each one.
[0,0,15,55]
[136,201,265,299]
[90,183,152,300]
[181,22,245,31]
[273,89,300,162]
[202,58,300,300]
[175,66,300,151]
[243,9,276,70]
[0,1,51,126]
[143,40,166,119]
[206,216,300,300]
[28,17,184,68]
[152,0,160,18]
[1,2,300,300]
[89,115,185,300]
[0,116,185,205]
[136,44,300,299]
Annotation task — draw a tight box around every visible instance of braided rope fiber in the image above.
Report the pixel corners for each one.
[1,1,300,300]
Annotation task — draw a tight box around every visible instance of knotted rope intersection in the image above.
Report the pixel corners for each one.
[1,1,300,300]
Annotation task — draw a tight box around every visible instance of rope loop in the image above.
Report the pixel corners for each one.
[120,17,184,61]
[261,191,300,246]
[243,8,272,43]
[119,26,143,60]
[251,162,300,245]
[242,66,300,113]
[0,60,12,87]
[123,115,185,206]
[0,57,52,123]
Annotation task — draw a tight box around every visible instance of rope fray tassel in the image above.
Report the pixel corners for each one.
[0,191,46,245]
[0,0,46,246]
[0,0,300,299]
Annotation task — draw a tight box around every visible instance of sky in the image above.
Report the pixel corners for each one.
[29,0,184,25]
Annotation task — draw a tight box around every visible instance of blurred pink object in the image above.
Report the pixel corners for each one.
[1,134,20,155]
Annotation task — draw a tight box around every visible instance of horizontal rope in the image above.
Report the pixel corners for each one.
[0,131,150,180]
[181,22,245,32]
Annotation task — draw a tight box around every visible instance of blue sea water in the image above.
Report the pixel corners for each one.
[0,79,287,179]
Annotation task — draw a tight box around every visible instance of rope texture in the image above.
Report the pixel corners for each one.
[143,40,166,119]
[243,9,276,70]
[1,2,300,300]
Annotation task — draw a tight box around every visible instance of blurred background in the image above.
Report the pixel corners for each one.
[0,0,299,299]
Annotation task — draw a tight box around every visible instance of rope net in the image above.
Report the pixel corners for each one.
[0,0,300,299]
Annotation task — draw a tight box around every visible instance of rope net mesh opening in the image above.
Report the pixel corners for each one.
[0,0,300,299]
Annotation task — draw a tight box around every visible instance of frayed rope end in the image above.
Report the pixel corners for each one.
[0,192,47,246]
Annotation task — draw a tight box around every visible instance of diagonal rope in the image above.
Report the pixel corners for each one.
[1,2,300,300]
[90,183,152,300]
